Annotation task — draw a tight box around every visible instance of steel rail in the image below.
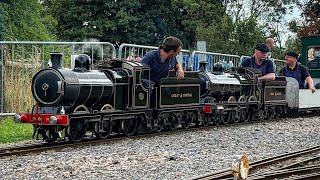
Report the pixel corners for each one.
[249,165,320,180]
[191,145,320,180]
[278,155,320,170]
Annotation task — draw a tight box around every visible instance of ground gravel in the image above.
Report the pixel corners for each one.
[0,116,319,180]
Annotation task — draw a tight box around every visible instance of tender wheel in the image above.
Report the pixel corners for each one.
[155,116,164,132]
[269,106,276,119]
[168,117,178,131]
[68,119,87,143]
[94,120,112,139]
[182,114,191,129]
[183,111,196,128]
[275,107,282,118]
[122,118,138,136]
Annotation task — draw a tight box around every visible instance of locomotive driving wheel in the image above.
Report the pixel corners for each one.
[226,110,237,124]
[94,104,114,139]
[225,96,237,124]
[68,105,89,143]
[122,117,138,136]
[236,96,246,123]
[240,106,251,122]
[95,120,112,139]
[222,111,232,124]
[201,114,210,127]
[215,113,225,125]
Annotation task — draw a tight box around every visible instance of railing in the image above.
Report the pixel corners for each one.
[191,51,241,71]
[118,43,191,70]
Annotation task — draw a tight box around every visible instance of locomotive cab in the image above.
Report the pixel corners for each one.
[122,61,152,109]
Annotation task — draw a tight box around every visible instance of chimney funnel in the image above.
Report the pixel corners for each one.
[50,52,63,69]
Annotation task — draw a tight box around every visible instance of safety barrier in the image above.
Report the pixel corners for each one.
[273,59,286,74]
[191,51,241,71]
[0,41,116,114]
[118,43,191,70]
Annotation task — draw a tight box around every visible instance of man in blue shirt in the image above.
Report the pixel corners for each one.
[279,51,316,93]
[241,43,275,81]
[141,36,184,86]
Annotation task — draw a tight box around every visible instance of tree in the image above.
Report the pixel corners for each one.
[297,0,320,37]
[0,0,54,41]
[42,0,227,49]
[222,0,300,57]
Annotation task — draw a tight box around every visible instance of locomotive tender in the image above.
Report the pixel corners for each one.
[14,52,289,143]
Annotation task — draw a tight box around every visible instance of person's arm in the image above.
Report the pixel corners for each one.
[175,61,184,79]
[258,73,275,81]
[259,60,276,80]
[301,65,315,93]
[306,76,316,93]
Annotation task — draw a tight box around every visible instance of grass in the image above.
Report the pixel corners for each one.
[5,61,38,113]
[0,117,33,144]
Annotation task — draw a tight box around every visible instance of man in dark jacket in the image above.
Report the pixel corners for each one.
[240,43,275,81]
[141,36,184,85]
[279,51,316,93]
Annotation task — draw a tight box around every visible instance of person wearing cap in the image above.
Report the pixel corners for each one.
[141,36,184,86]
[279,51,316,93]
[240,43,275,81]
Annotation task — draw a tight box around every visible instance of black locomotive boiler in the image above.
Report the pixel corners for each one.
[14,53,288,143]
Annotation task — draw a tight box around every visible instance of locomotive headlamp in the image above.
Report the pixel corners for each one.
[14,114,21,123]
[49,116,57,125]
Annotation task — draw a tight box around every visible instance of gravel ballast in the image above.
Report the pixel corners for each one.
[0,116,319,179]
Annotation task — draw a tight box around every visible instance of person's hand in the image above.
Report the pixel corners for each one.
[176,69,184,80]
[310,85,316,93]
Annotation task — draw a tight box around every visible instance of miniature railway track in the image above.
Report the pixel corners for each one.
[192,145,320,180]
[0,142,71,157]
[0,123,237,158]
[0,116,314,158]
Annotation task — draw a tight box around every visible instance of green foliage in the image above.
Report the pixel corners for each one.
[0,0,55,41]
[42,0,227,49]
[0,118,33,144]
[223,0,300,56]
[284,36,301,53]
[0,0,304,56]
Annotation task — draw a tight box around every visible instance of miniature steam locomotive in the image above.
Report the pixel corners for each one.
[14,52,288,143]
